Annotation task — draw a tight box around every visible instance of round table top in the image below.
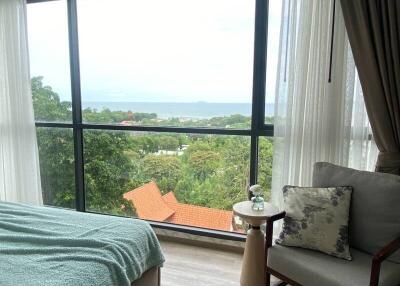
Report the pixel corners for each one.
[233,201,280,221]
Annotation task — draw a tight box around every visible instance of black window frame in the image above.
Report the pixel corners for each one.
[28,0,273,241]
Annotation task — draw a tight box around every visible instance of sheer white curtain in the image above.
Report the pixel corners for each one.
[345,52,379,172]
[271,0,377,209]
[0,0,42,204]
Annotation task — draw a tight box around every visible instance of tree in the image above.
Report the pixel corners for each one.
[133,112,157,122]
[31,76,275,217]
[31,76,71,121]
[257,138,273,201]
[175,136,249,210]
[187,150,220,180]
[84,130,137,215]
[140,155,182,194]
[32,77,75,208]
[32,77,137,216]
[36,128,75,208]
[132,135,159,154]
[158,136,180,151]
[83,108,128,123]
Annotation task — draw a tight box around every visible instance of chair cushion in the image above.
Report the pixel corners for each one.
[276,186,353,260]
[312,162,400,263]
[268,244,400,286]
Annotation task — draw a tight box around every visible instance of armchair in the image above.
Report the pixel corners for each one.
[265,215,400,286]
[370,238,400,286]
[265,162,400,286]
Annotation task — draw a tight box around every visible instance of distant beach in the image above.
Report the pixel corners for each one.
[82,102,274,119]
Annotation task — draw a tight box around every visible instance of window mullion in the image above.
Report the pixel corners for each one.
[250,0,269,189]
[67,0,85,212]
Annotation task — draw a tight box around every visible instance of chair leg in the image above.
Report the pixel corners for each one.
[265,272,271,286]
[266,273,289,286]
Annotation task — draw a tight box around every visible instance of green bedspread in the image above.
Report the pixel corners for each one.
[0,201,164,286]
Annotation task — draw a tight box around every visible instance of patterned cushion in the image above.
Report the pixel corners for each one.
[276,186,353,260]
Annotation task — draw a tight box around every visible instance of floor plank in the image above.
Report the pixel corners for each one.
[160,240,283,286]
[160,240,242,286]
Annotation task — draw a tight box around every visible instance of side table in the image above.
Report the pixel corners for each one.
[233,201,281,286]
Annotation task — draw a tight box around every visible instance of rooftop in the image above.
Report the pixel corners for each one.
[123,182,174,221]
[124,181,235,232]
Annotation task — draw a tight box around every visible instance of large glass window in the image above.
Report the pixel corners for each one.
[27,0,278,237]
[27,0,72,122]
[265,0,283,124]
[77,0,254,128]
[258,137,274,201]
[84,130,251,230]
[36,127,75,209]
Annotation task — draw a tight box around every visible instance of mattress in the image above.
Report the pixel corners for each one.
[0,201,164,286]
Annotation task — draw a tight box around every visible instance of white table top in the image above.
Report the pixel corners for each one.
[233,201,280,221]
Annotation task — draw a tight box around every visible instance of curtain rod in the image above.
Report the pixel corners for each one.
[328,0,336,83]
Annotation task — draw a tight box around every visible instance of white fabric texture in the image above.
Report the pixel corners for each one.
[271,0,377,209]
[0,0,42,204]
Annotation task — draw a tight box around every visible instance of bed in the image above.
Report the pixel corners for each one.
[0,201,164,286]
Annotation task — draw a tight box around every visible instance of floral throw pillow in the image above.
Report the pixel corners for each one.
[276,186,353,260]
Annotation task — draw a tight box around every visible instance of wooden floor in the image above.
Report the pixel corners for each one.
[159,240,282,286]
[160,240,242,286]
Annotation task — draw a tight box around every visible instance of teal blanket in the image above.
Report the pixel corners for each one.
[0,201,164,286]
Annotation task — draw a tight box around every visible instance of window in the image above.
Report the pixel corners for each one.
[36,127,75,209]
[28,0,278,238]
[78,0,255,128]
[27,0,72,122]
[84,130,251,230]
[265,0,283,124]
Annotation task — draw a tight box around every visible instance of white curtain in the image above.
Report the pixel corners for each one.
[271,0,377,209]
[0,0,42,205]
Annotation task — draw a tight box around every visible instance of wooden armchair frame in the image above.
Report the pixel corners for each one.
[264,214,400,286]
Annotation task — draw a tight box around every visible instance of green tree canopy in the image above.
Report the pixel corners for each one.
[31,76,71,121]
[140,155,182,194]
[158,136,180,151]
[31,76,273,218]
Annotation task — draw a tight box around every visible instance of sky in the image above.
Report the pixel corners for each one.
[27,0,282,103]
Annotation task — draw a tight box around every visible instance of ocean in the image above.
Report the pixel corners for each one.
[82,102,274,119]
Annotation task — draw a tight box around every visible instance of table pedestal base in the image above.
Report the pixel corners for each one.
[240,227,265,286]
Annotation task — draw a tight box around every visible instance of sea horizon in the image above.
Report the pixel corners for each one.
[82,101,274,119]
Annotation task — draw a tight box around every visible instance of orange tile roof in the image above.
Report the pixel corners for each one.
[162,192,178,203]
[123,182,174,221]
[165,202,233,231]
[124,182,233,232]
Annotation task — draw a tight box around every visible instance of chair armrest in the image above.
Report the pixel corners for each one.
[265,211,286,248]
[370,237,400,286]
[267,211,286,224]
[265,211,286,280]
[373,237,400,263]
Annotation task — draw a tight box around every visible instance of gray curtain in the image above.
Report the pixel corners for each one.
[340,0,400,175]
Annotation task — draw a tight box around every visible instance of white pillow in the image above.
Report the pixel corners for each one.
[276,185,353,260]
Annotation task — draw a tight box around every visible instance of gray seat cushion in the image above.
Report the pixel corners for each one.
[312,162,400,263]
[268,244,400,286]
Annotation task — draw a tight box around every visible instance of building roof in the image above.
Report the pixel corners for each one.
[162,192,178,203]
[123,182,175,221]
[165,201,233,231]
[124,182,233,232]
